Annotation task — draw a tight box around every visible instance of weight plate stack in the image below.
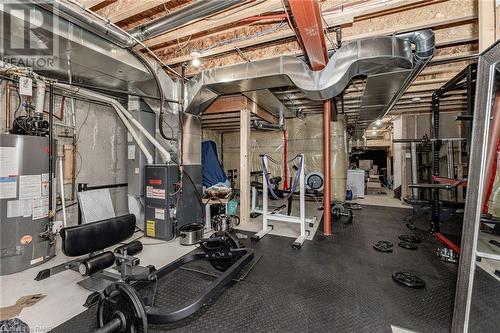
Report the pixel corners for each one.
[373,240,393,252]
[208,232,241,272]
[392,272,426,288]
[398,234,421,243]
[398,241,418,250]
[97,282,148,333]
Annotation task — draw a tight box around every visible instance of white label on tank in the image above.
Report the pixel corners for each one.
[20,199,32,217]
[32,197,49,220]
[19,175,41,199]
[0,176,17,199]
[7,200,21,218]
[0,147,19,177]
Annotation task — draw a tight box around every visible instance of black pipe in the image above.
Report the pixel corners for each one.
[49,84,54,223]
[431,92,441,233]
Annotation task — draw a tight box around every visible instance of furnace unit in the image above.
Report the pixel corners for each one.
[144,165,179,240]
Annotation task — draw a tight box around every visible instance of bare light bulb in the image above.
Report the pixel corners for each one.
[192,57,201,67]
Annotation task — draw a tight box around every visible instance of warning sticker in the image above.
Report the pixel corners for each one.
[32,197,49,220]
[41,173,49,197]
[155,208,165,220]
[146,186,166,200]
[146,220,156,237]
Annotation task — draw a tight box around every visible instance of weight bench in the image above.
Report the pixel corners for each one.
[35,214,150,304]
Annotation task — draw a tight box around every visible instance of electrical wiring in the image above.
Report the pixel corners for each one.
[320,2,337,52]
[75,103,91,144]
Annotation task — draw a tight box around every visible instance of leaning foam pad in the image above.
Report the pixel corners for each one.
[60,214,136,257]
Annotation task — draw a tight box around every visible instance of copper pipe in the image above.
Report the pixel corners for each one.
[482,92,500,212]
[323,99,332,235]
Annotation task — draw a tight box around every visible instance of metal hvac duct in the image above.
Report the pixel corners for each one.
[185,31,435,119]
[128,0,245,44]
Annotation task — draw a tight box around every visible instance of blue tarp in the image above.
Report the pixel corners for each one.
[202,140,227,187]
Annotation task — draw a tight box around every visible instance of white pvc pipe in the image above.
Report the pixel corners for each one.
[59,156,67,227]
[35,80,46,114]
[117,103,171,162]
[54,83,155,164]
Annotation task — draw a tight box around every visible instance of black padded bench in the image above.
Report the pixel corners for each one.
[35,214,147,304]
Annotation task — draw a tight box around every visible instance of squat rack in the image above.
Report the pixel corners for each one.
[430,63,477,233]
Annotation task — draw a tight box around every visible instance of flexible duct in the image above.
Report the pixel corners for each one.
[380,30,436,118]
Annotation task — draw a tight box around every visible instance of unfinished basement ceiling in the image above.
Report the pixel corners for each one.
[1,0,478,134]
[82,0,477,131]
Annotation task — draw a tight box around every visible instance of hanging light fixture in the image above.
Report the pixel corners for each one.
[190,50,201,67]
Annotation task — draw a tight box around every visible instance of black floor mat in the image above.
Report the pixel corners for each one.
[52,205,459,333]
[468,266,500,332]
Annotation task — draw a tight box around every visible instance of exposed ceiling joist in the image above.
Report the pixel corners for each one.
[97,0,172,23]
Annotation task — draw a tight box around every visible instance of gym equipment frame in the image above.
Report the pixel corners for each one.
[95,234,254,333]
[452,39,500,332]
[252,154,315,248]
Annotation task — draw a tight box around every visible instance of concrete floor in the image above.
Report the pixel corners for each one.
[353,188,410,209]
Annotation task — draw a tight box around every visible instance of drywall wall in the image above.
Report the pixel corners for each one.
[0,81,129,227]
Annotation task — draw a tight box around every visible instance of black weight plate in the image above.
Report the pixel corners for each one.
[98,282,147,333]
[376,240,393,247]
[398,241,418,250]
[392,272,426,288]
[373,242,393,252]
[209,232,241,272]
[398,234,421,243]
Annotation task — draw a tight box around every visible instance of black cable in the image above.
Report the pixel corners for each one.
[129,49,177,145]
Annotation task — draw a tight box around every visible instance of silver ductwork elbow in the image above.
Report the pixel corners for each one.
[396,29,435,61]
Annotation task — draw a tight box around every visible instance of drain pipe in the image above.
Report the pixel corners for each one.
[54,83,156,164]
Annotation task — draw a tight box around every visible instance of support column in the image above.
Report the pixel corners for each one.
[323,100,332,235]
[240,108,251,224]
[479,0,496,52]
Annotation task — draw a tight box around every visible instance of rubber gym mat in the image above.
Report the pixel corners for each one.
[468,265,500,332]
[51,205,459,333]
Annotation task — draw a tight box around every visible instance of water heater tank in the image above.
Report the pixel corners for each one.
[0,134,56,275]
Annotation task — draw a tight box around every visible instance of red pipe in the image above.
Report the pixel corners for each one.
[283,128,288,190]
[483,93,500,213]
[434,232,460,253]
[323,100,332,235]
[287,0,332,235]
